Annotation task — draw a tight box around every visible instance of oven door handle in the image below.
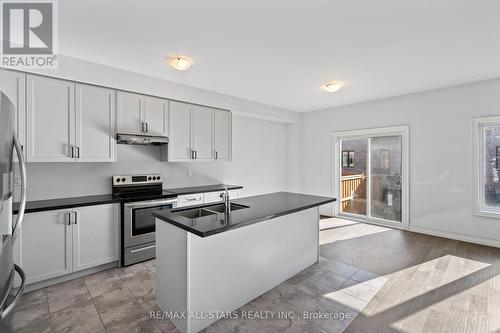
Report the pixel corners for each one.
[124,199,178,209]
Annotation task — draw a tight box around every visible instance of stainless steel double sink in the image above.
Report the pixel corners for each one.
[173,203,249,219]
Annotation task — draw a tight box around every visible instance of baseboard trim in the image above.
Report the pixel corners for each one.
[331,215,500,249]
[23,261,119,292]
[410,226,500,249]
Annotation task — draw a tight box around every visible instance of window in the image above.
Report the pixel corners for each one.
[342,151,354,167]
[474,116,500,217]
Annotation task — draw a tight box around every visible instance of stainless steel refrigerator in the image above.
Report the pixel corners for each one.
[0,92,27,322]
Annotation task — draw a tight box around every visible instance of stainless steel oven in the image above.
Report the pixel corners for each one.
[122,198,177,266]
[113,174,177,266]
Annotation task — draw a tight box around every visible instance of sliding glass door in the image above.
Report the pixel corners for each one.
[340,138,367,216]
[369,136,402,222]
[335,127,408,228]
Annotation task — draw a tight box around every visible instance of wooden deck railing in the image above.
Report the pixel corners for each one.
[341,174,366,211]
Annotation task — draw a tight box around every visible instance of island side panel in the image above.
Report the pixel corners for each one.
[156,220,189,333]
[186,207,319,332]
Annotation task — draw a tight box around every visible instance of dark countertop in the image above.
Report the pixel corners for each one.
[153,191,336,238]
[163,184,242,195]
[13,184,243,214]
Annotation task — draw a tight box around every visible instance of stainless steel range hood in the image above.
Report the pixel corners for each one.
[116,133,169,146]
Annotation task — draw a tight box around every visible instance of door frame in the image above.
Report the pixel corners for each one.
[332,125,410,230]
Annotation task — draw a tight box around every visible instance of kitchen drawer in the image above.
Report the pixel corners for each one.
[203,191,225,204]
[123,241,156,267]
[177,193,204,207]
[204,190,240,204]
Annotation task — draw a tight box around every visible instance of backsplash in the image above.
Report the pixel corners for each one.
[23,144,224,200]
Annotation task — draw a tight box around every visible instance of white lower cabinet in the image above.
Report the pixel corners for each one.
[16,209,73,284]
[72,204,119,272]
[14,204,119,284]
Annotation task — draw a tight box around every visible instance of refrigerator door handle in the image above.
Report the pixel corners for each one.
[12,133,26,242]
[0,264,26,320]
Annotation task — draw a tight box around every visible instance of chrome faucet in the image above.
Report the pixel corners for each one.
[223,185,231,214]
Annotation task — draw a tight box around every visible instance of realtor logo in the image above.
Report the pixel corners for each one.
[1,0,58,68]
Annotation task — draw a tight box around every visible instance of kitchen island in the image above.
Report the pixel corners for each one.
[153,192,336,333]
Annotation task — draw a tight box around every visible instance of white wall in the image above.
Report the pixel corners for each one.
[20,57,297,200]
[300,78,500,247]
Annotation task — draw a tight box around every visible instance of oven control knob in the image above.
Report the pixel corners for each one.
[148,177,152,180]
[116,178,120,182]
[157,176,161,180]
[122,178,126,182]
[152,177,157,180]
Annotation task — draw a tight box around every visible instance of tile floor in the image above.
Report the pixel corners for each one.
[1,253,382,333]
[3,217,500,332]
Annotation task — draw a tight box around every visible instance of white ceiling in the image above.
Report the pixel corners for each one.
[60,0,500,112]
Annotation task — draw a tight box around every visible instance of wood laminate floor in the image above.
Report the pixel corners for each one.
[2,218,500,333]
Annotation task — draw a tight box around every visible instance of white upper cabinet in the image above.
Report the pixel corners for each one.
[18,71,230,164]
[191,105,213,161]
[75,84,116,162]
[0,70,26,160]
[168,101,192,161]
[213,109,232,161]
[27,75,75,162]
[144,96,168,136]
[116,91,144,133]
[27,75,116,162]
[117,92,169,136]
[166,102,231,162]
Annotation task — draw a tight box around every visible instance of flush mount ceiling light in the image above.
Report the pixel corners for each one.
[321,82,344,93]
[168,56,193,71]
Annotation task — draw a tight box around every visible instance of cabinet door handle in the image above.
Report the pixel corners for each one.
[190,150,194,159]
[67,212,72,225]
[145,122,149,133]
[73,211,78,224]
[76,146,80,159]
[214,151,218,159]
[141,122,145,133]
[70,145,75,158]
[194,150,197,159]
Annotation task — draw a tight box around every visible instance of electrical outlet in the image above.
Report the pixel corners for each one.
[187,169,192,177]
